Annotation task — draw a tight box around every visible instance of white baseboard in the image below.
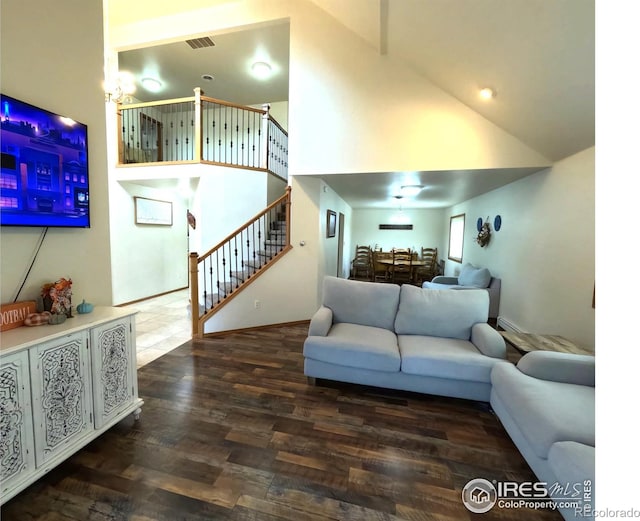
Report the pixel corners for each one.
[497,316,527,333]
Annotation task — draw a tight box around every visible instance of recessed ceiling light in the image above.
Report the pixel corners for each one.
[400,185,423,197]
[479,87,496,100]
[201,74,214,81]
[141,77,163,93]
[251,61,272,80]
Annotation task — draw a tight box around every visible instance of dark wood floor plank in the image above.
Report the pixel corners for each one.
[2,323,561,520]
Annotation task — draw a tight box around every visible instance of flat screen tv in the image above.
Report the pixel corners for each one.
[1,94,90,228]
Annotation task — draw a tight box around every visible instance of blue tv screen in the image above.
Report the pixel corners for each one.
[1,94,90,228]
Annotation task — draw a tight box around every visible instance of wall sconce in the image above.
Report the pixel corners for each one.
[104,71,136,103]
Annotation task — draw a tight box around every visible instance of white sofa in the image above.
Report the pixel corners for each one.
[303,276,508,402]
[491,351,595,520]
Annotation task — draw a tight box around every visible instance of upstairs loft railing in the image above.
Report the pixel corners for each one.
[189,186,292,338]
[117,88,288,180]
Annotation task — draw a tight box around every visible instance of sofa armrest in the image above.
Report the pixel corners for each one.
[430,276,458,285]
[471,323,506,358]
[517,351,595,387]
[308,306,333,337]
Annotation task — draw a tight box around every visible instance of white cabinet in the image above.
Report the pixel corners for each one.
[30,331,93,468]
[0,308,143,505]
[0,351,35,497]
[91,317,138,429]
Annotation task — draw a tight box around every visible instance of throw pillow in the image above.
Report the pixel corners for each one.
[458,263,491,288]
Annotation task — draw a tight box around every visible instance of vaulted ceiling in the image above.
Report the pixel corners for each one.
[310,0,594,163]
[115,0,594,208]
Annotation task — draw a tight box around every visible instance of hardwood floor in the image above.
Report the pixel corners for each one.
[2,324,561,520]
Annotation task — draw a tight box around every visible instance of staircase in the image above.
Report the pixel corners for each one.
[189,187,292,338]
[215,217,288,295]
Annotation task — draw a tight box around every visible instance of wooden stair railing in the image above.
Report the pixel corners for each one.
[189,186,292,338]
[117,88,288,180]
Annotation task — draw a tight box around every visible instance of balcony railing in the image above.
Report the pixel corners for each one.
[117,88,288,180]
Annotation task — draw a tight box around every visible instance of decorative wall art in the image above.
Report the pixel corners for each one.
[326,210,337,238]
[476,217,491,247]
[379,224,413,230]
[494,215,502,231]
[134,197,173,226]
[476,217,484,232]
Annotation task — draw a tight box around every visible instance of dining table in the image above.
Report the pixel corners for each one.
[375,257,428,282]
[376,258,429,267]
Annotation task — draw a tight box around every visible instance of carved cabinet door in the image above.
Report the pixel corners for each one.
[0,351,36,496]
[30,331,93,468]
[90,317,136,429]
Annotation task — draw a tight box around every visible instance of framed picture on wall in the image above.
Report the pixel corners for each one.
[134,196,173,226]
[326,210,337,238]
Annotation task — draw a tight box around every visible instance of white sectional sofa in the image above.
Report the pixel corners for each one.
[303,276,508,402]
[491,351,595,521]
[304,276,595,520]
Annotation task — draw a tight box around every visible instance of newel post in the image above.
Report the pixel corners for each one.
[189,252,201,338]
[261,103,270,170]
[194,87,203,161]
[285,185,292,247]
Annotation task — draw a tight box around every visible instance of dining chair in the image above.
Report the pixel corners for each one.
[350,245,373,281]
[372,251,392,282]
[391,248,413,284]
[413,247,438,284]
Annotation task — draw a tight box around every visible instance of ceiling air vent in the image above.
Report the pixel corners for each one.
[186,37,216,49]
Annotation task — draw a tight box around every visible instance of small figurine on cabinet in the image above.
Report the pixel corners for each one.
[41,277,73,317]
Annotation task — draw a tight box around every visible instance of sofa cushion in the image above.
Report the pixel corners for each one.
[398,335,504,382]
[322,276,400,331]
[394,285,489,339]
[517,351,595,387]
[458,263,491,288]
[303,323,400,372]
[422,281,466,290]
[491,363,595,459]
[548,441,595,491]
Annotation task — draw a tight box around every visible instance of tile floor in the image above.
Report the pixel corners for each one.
[121,288,191,368]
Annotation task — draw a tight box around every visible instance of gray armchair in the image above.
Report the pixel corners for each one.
[422,263,501,319]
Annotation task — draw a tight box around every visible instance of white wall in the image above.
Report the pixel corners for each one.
[108,162,285,304]
[250,101,289,132]
[0,0,113,306]
[110,182,189,304]
[318,182,353,279]
[267,174,288,205]
[351,208,446,255]
[287,2,551,175]
[445,147,595,349]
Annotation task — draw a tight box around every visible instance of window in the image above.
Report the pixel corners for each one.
[448,213,465,263]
